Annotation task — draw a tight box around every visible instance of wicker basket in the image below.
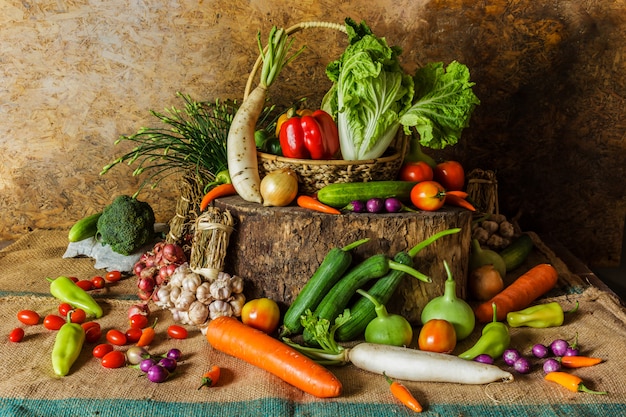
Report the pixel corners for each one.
[246,21,407,194]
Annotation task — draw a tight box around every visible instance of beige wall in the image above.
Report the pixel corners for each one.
[1,0,625,268]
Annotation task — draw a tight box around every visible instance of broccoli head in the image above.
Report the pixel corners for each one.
[96,195,156,255]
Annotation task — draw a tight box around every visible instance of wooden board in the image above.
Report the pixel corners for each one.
[215,196,472,324]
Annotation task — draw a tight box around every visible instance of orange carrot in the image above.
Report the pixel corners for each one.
[200,183,237,211]
[385,373,423,412]
[296,195,341,215]
[560,356,603,368]
[444,194,476,211]
[206,316,342,398]
[445,190,468,199]
[474,264,559,323]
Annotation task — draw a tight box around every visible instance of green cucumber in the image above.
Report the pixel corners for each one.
[336,251,413,342]
[68,212,102,242]
[302,253,429,345]
[317,181,418,208]
[280,238,370,337]
[499,233,534,272]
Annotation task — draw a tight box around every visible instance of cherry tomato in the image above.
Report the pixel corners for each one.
[125,327,143,343]
[75,279,94,291]
[410,181,446,211]
[105,270,122,282]
[129,314,149,329]
[91,275,106,289]
[82,321,102,343]
[44,314,66,330]
[92,343,114,359]
[69,308,87,324]
[167,325,188,340]
[9,327,25,343]
[58,303,73,317]
[434,160,465,191]
[241,298,281,334]
[68,276,79,283]
[418,319,457,354]
[106,329,128,346]
[101,350,126,368]
[399,161,433,183]
[17,309,40,326]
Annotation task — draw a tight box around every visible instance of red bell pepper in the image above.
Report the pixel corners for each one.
[279,110,340,159]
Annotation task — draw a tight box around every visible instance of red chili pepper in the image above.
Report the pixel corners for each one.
[279,110,339,159]
[560,356,603,368]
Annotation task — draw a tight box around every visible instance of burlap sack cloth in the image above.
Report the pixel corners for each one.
[0,230,625,416]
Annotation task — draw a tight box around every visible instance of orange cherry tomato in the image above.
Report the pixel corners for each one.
[44,314,66,330]
[434,160,465,191]
[241,298,281,334]
[418,319,457,354]
[167,325,188,340]
[399,161,433,183]
[17,309,40,326]
[410,181,446,211]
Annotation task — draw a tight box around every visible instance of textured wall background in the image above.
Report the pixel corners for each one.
[1,0,624,268]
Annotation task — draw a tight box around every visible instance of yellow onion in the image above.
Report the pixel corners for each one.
[260,168,299,207]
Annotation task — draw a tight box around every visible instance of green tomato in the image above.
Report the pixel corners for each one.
[358,289,413,347]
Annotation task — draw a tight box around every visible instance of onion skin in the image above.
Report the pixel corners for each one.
[260,169,299,207]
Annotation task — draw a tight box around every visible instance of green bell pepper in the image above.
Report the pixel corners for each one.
[48,276,103,318]
[51,312,86,377]
[459,303,510,360]
[506,301,579,328]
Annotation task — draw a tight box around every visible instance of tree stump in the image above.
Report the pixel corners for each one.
[215,196,472,324]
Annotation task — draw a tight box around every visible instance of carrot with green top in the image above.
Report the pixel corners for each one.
[545,371,607,394]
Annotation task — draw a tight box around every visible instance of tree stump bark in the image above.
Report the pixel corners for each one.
[215,196,472,324]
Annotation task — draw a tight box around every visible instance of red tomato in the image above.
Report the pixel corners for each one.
[434,160,465,191]
[92,343,114,359]
[44,314,66,330]
[129,314,149,329]
[82,322,102,343]
[105,270,122,282]
[399,161,433,183]
[17,309,40,326]
[9,327,25,343]
[101,350,126,368]
[418,319,457,354]
[410,181,446,211]
[241,298,281,334]
[69,308,87,324]
[58,303,73,317]
[68,276,79,283]
[75,280,94,291]
[106,329,127,346]
[125,327,143,343]
[167,325,188,340]
[91,275,106,289]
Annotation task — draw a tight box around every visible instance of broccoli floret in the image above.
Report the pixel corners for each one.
[96,195,156,256]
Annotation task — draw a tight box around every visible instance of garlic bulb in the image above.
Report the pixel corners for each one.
[188,300,209,325]
[209,300,233,320]
[210,279,232,300]
[174,289,196,310]
[196,282,213,304]
[228,293,246,316]
[182,273,202,293]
